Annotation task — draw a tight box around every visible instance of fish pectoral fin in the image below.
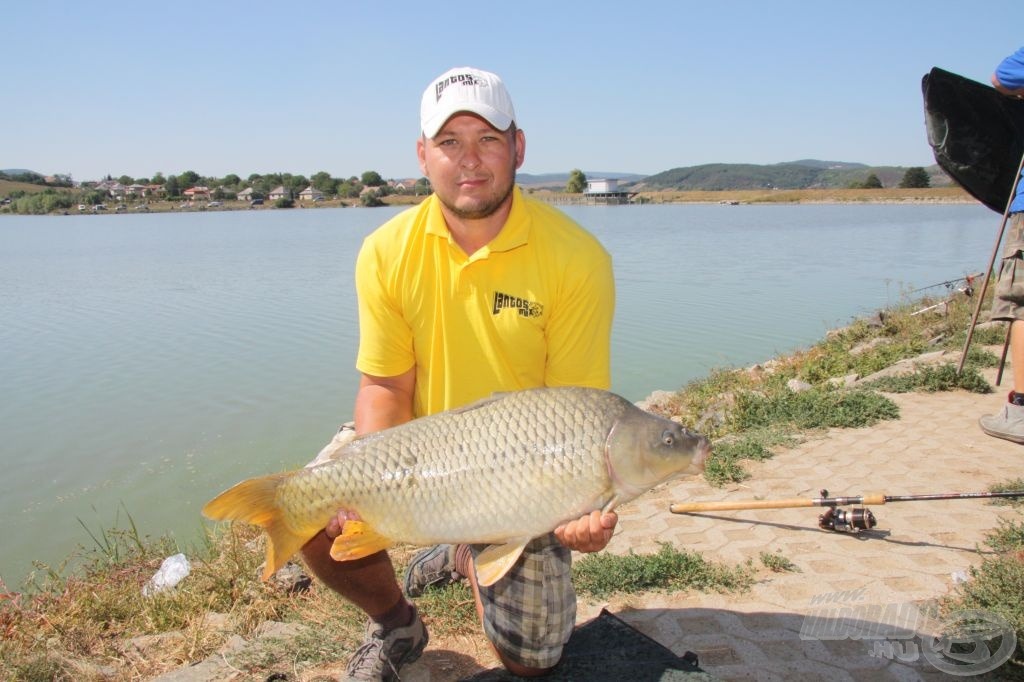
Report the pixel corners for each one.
[329,520,394,562]
[474,538,531,587]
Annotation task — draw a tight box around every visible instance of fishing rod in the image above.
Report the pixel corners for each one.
[909,272,982,294]
[669,488,1024,534]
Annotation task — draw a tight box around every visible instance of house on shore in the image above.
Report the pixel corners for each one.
[183,186,211,201]
[298,186,324,201]
[583,178,636,204]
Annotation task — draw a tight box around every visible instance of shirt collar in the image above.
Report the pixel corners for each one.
[424,186,529,254]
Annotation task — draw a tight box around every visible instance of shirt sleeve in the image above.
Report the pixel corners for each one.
[995,47,1024,91]
[354,238,416,378]
[543,251,615,390]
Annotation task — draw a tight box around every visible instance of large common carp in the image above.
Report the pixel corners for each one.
[203,387,709,586]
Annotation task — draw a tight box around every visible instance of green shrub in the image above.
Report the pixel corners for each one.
[572,543,753,598]
[733,387,899,431]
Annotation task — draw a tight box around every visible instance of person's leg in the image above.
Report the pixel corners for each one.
[468,535,576,676]
[1012,319,1024,395]
[301,532,426,680]
[981,213,1024,443]
[302,532,406,619]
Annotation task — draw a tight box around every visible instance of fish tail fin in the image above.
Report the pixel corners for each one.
[202,473,313,581]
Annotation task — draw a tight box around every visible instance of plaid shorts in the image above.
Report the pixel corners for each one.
[992,212,1024,321]
[471,533,576,669]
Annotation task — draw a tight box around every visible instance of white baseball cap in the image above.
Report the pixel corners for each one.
[420,67,516,138]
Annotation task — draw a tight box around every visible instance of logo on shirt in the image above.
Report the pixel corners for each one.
[492,291,543,318]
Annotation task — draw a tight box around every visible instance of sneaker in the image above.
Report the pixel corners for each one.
[344,605,428,681]
[979,401,1024,444]
[403,544,461,598]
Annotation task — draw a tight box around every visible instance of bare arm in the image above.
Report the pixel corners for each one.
[322,368,417,539]
[992,73,1024,97]
[354,368,417,435]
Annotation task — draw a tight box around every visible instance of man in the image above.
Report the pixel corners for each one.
[981,47,1024,444]
[300,67,617,681]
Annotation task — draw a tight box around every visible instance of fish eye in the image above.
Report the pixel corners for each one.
[661,430,675,446]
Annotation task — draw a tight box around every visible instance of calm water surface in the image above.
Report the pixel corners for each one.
[0,203,995,584]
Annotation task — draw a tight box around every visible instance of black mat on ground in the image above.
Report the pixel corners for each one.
[460,608,715,681]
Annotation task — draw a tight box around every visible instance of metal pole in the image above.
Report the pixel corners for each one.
[957,148,1024,375]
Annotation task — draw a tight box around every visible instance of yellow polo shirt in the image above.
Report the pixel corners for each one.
[355,186,614,417]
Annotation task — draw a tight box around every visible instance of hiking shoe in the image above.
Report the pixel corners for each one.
[344,605,428,681]
[403,544,461,598]
[980,401,1024,444]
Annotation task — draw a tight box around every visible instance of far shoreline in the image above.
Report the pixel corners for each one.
[0,186,978,216]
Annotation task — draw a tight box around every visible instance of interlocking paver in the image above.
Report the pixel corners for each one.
[581,362,1023,680]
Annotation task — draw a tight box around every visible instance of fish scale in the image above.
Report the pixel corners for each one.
[203,386,708,585]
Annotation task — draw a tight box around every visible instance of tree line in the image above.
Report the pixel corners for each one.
[1,169,433,214]
[110,169,431,201]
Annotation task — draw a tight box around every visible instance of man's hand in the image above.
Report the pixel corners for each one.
[554,510,618,553]
[325,509,361,540]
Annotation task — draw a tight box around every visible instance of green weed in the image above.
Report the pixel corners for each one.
[942,479,1024,677]
[863,364,993,394]
[572,542,754,598]
[704,428,796,487]
[759,551,800,573]
[733,387,899,432]
[990,479,1024,509]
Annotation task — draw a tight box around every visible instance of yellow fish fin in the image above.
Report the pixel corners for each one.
[202,472,318,581]
[474,538,531,587]
[329,519,394,561]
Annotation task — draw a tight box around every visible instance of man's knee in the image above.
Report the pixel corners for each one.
[499,653,558,678]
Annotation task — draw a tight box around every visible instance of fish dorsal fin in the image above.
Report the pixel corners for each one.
[474,538,531,587]
[329,520,394,562]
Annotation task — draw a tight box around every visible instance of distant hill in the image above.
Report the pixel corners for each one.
[1,168,37,176]
[635,160,950,191]
[517,161,950,191]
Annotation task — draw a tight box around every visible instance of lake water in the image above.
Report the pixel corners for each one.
[0,202,996,585]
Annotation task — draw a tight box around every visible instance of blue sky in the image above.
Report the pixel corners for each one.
[6,1,1023,182]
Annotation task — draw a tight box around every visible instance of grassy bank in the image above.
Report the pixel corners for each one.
[2,284,1021,679]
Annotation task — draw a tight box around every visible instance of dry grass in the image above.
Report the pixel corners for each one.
[0,179,65,196]
[632,186,973,205]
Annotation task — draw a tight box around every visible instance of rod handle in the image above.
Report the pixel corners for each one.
[669,492,888,514]
[669,498,815,513]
